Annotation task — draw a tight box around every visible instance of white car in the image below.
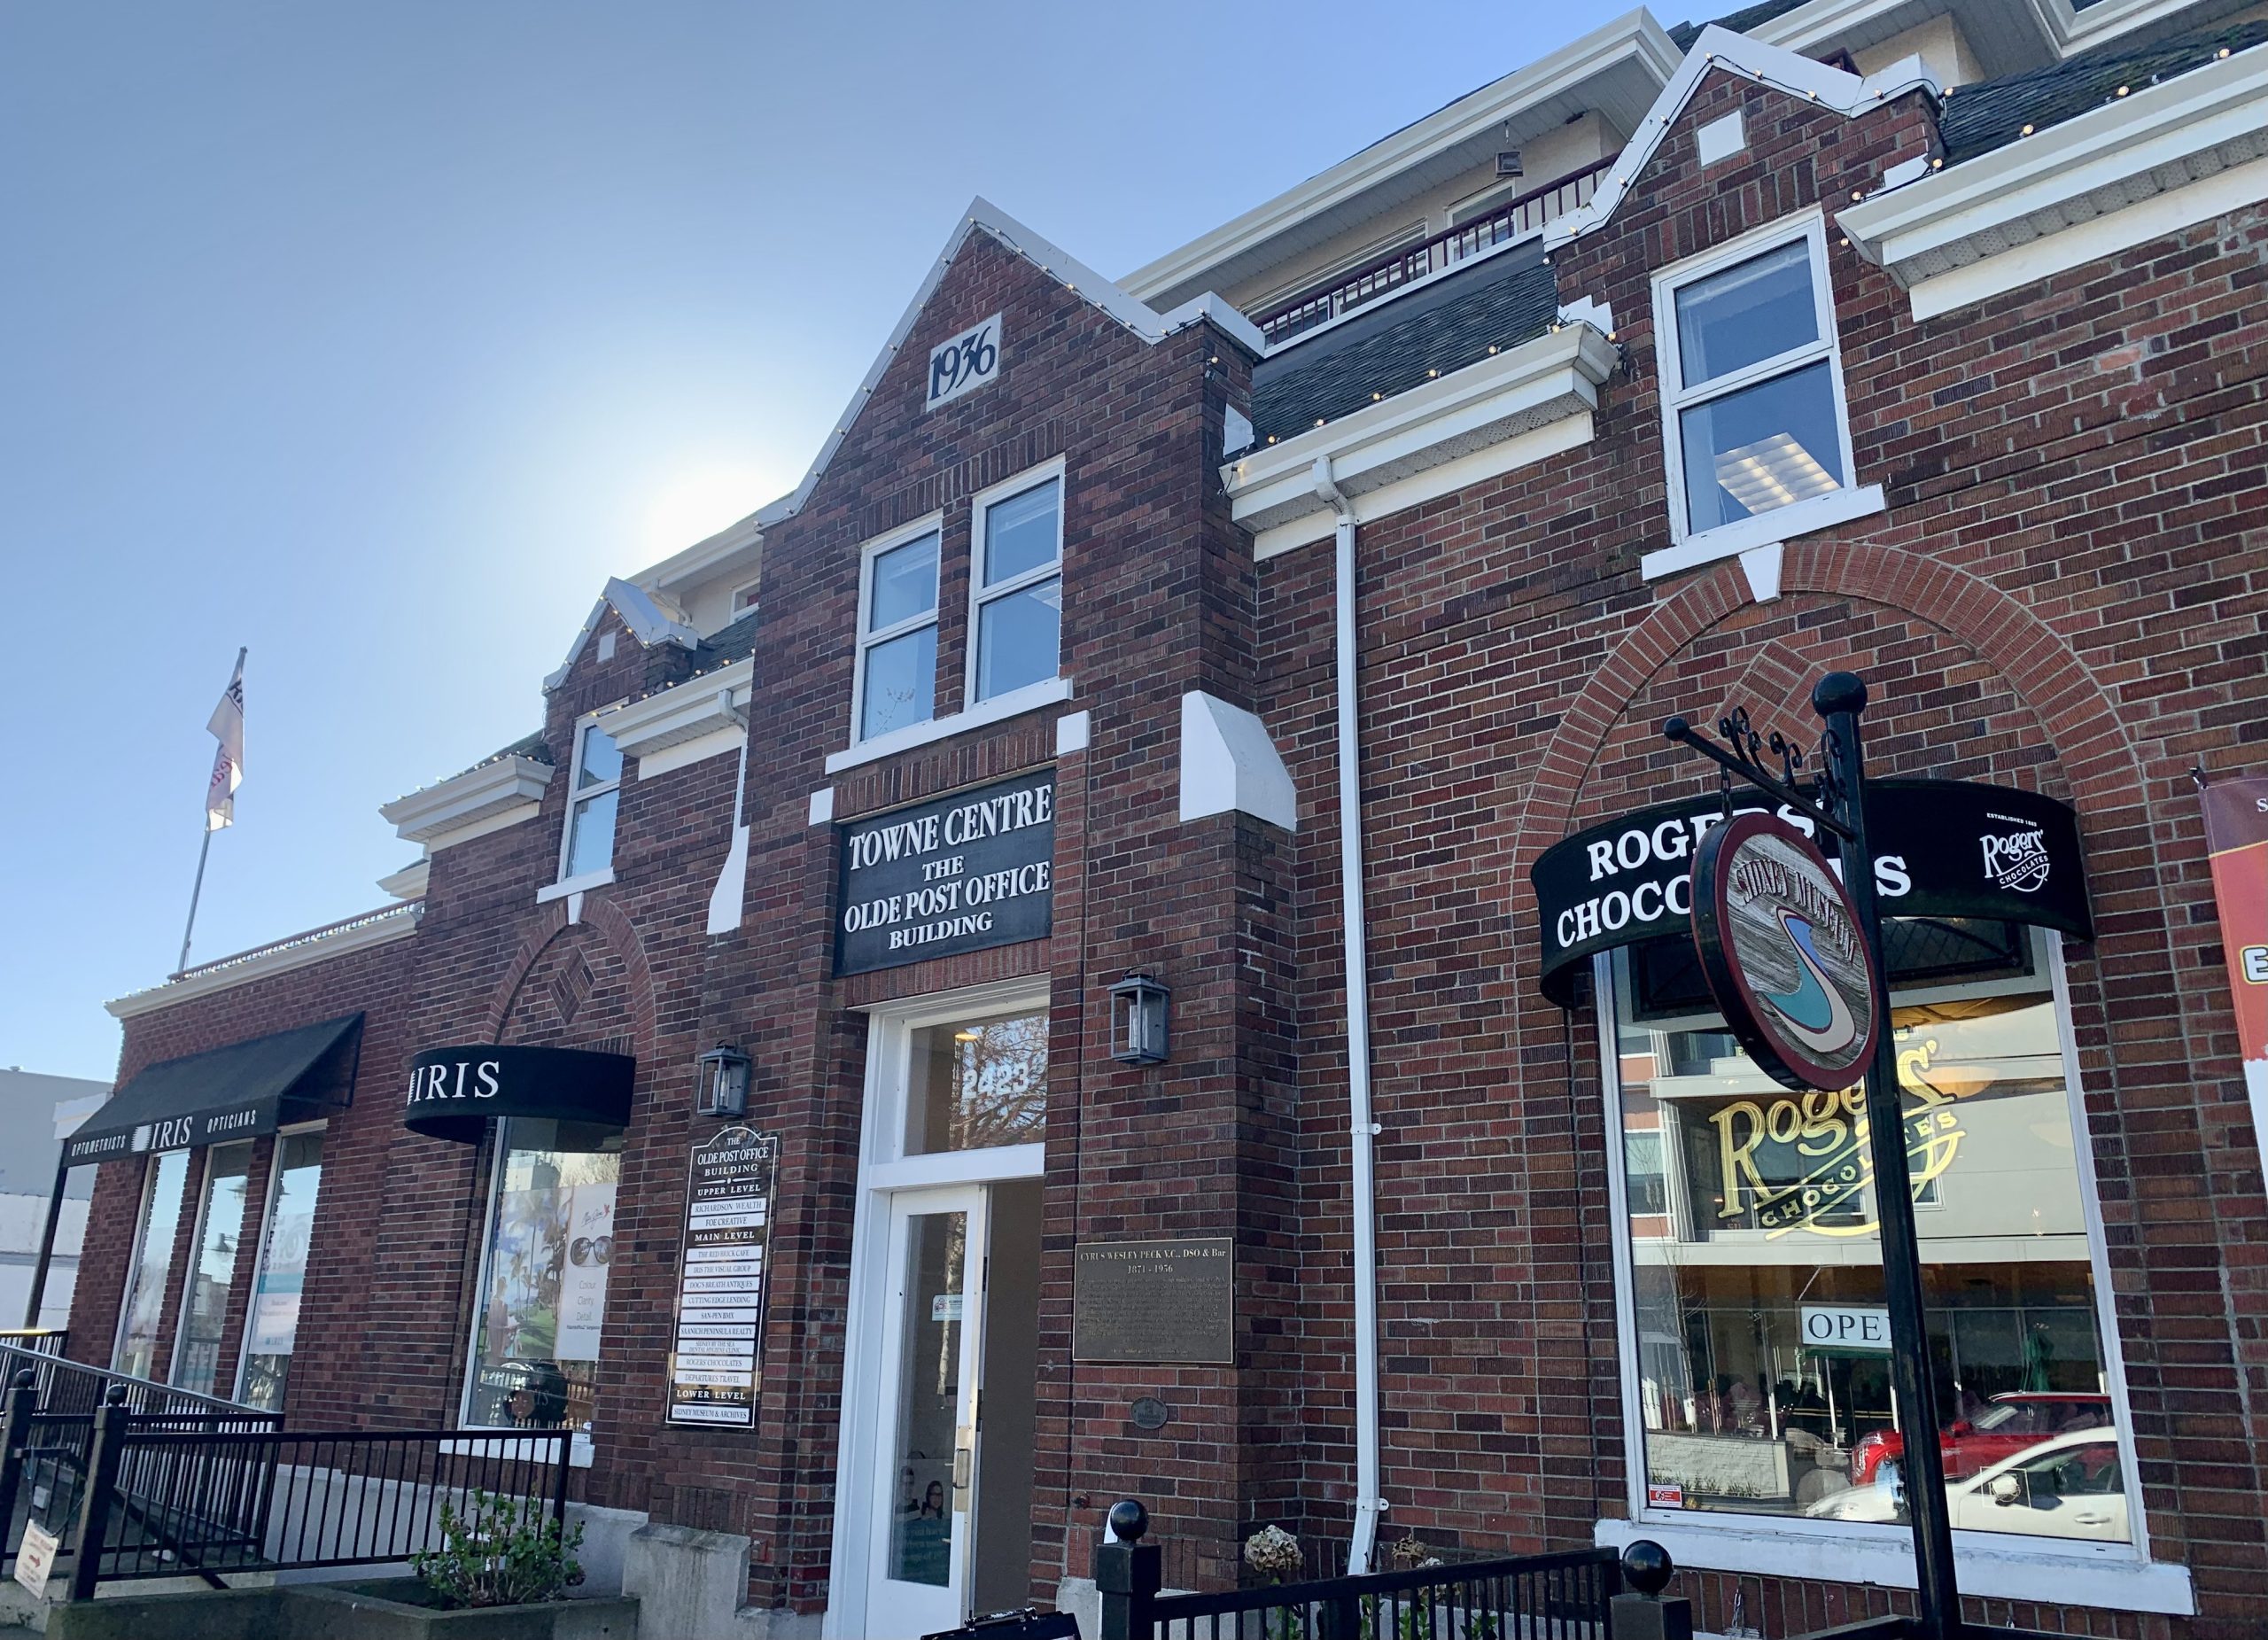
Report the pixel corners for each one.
[1806,1427,2127,1543]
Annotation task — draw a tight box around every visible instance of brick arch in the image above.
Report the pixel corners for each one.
[483,898,660,1065]
[1506,541,2157,911]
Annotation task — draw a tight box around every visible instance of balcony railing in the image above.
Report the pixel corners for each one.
[1251,154,1618,346]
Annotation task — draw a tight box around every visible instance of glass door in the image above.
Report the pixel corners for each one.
[866,1185,988,1636]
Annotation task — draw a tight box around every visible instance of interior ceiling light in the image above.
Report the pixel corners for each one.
[1713,431,1841,514]
[954,1029,983,1042]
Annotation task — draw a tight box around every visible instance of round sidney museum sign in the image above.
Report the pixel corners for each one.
[1690,811,1882,1092]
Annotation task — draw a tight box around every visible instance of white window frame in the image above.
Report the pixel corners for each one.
[232,1121,326,1408]
[1646,208,1882,581]
[169,1139,256,1394]
[552,711,625,894]
[731,579,761,615]
[1590,931,2194,1616]
[112,1148,190,1377]
[849,512,945,748]
[965,460,1066,711]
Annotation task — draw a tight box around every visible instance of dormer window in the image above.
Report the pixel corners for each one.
[854,522,942,742]
[1653,213,1858,552]
[562,719,623,880]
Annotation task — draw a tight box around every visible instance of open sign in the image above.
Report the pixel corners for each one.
[1800,1304,1892,1352]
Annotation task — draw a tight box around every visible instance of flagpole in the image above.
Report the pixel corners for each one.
[175,823,215,979]
[177,644,247,978]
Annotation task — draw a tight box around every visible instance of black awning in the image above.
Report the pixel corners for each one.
[403,1045,635,1144]
[65,1014,363,1166]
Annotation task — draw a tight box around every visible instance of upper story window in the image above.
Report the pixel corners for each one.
[562,719,623,880]
[732,581,761,615]
[970,471,1062,706]
[855,523,942,742]
[1654,214,1854,545]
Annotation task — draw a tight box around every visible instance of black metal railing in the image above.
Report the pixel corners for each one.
[0,1371,571,1598]
[0,1345,282,1582]
[0,1337,265,1424]
[1096,1504,1623,1640]
[1252,156,1617,346]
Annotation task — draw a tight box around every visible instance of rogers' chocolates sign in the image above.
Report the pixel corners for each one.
[835,769,1055,975]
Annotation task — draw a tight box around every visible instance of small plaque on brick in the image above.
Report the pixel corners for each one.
[1073,1237,1232,1364]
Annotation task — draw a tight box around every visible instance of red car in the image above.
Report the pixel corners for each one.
[1851,1393,2113,1486]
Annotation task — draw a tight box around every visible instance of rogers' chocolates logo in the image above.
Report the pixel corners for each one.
[1980,817,2051,894]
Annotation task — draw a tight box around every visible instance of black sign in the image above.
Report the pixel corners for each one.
[668,1127,778,1427]
[1692,812,1883,1092]
[1529,779,2092,1005]
[402,1044,636,1143]
[835,769,1055,976]
[1072,1238,1233,1364]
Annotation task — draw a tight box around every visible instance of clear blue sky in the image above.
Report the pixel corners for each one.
[3,0,1637,1083]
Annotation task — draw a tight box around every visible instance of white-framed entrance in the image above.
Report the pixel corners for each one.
[826,979,1050,1640]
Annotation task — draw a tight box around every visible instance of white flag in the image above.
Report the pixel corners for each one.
[205,650,245,832]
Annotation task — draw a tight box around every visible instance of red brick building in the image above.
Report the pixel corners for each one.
[68,3,2268,1636]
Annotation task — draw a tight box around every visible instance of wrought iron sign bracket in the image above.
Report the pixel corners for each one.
[1661,707,1854,842]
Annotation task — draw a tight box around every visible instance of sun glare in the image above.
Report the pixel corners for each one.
[641,463,774,558]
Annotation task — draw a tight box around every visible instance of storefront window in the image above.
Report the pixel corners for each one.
[1606,930,2131,1545]
[113,1149,191,1381]
[905,1013,1046,1155]
[238,1131,324,1412]
[465,1119,622,1436]
[172,1141,253,1397]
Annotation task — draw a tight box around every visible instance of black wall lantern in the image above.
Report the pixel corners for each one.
[1107,973,1170,1065]
[696,1044,751,1118]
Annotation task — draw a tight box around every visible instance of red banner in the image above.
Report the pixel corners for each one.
[2200,777,2268,1139]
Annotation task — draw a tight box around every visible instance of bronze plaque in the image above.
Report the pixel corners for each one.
[1073,1238,1233,1364]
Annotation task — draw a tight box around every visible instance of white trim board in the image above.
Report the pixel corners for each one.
[1544,27,1942,253]
[1592,1518,2194,1616]
[1224,322,1618,556]
[107,906,423,1019]
[824,675,1075,775]
[739,198,1262,553]
[1838,43,2268,317]
[544,577,700,693]
[382,755,555,848]
[1121,12,1683,307]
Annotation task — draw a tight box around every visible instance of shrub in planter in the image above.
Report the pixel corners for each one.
[411,1489,586,1609]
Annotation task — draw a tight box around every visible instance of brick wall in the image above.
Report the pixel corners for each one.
[82,64,2268,1639]
[1248,66,2268,1640]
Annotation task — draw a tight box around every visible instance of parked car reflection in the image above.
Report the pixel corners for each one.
[1849,1391,2111,1486]
[1808,1427,2128,1542]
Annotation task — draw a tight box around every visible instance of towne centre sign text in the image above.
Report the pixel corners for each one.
[835,768,1056,975]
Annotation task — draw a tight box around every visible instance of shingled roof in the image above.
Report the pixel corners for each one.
[1939,17,2268,165]
[1249,247,1562,446]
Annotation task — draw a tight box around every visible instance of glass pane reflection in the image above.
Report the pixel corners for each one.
[905,1013,1047,1155]
[888,1211,965,1587]
[1613,952,2124,1542]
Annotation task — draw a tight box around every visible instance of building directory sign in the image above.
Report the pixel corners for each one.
[835,769,1055,976]
[667,1127,780,1428]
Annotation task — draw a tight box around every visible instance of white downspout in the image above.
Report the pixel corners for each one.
[1313,456,1384,1574]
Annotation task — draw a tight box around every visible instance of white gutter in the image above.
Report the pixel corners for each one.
[1313,455,1385,1574]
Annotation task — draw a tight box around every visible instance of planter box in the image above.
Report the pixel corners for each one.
[41,1582,637,1640]
[295,1581,638,1638]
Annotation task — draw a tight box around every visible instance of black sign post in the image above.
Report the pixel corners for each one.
[1662,675,1961,1640]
